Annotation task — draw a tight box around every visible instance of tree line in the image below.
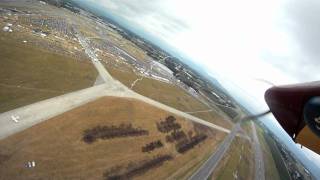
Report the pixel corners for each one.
[83,124,148,143]
[142,140,163,153]
[175,134,207,153]
[103,154,173,180]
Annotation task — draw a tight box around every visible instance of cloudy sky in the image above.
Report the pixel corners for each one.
[76,0,320,171]
[80,0,320,108]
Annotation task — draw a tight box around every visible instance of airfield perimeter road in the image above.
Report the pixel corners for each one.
[0,30,230,140]
[189,118,266,180]
[251,122,266,180]
[0,84,127,140]
[74,28,232,133]
[189,121,242,180]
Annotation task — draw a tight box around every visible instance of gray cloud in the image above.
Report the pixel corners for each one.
[86,0,320,82]
[261,0,320,82]
[286,0,320,61]
[99,0,189,32]
[283,0,320,81]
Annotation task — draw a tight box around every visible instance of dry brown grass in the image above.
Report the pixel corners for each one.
[0,21,98,112]
[101,59,232,129]
[0,97,226,180]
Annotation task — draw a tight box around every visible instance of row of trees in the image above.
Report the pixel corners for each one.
[103,155,173,180]
[142,140,163,153]
[83,124,149,143]
[175,134,208,153]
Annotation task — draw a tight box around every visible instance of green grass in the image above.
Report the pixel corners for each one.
[263,134,291,180]
[256,126,281,180]
[0,32,98,112]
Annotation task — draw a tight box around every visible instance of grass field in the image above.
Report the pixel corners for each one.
[256,126,281,180]
[0,97,225,180]
[104,28,148,62]
[211,136,254,180]
[0,30,97,112]
[262,130,291,180]
[101,60,232,129]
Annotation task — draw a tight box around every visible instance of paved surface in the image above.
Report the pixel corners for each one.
[93,75,104,86]
[0,84,113,140]
[0,6,260,180]
[0,82,230,140]
[185,109,214,114]
[189,121,242,180]
[0,29,231,140]
[74,28,115,83]
[251,122,265,180]
[132,93,230,133]
[75,28,231,133]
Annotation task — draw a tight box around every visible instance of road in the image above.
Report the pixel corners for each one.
[73,30,231,133]
[189,122,242,180]
[0,6,263,180]
[185,109,214,114]
[189,118,265,180]
[0,84,114,140]
[74,28,115,83]
[0,30,231,140]
[251,122,265,180]
[0,78,231,140]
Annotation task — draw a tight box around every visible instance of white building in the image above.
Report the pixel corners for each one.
[151,60,173,75]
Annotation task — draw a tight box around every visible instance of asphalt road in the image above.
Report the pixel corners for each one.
[251,122,265,180]
[189,122,242,180]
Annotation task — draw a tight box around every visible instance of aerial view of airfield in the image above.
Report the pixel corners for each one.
[0,0,316,180]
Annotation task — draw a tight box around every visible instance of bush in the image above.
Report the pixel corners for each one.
[142,140,163,153]
[103,155,173,180]
[156,116,181,133]
[165,130,187,143]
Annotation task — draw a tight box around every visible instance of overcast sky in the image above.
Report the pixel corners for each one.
[81,0,320,107]
[77,0,320,170]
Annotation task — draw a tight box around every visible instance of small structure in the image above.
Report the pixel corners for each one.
[39,1,47,5]
[3,26,9,32]
[32,29,49,37]
[151,60,173,75]
[40,33,47,37]
[26,161,36,168]
[11,115,20,123]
